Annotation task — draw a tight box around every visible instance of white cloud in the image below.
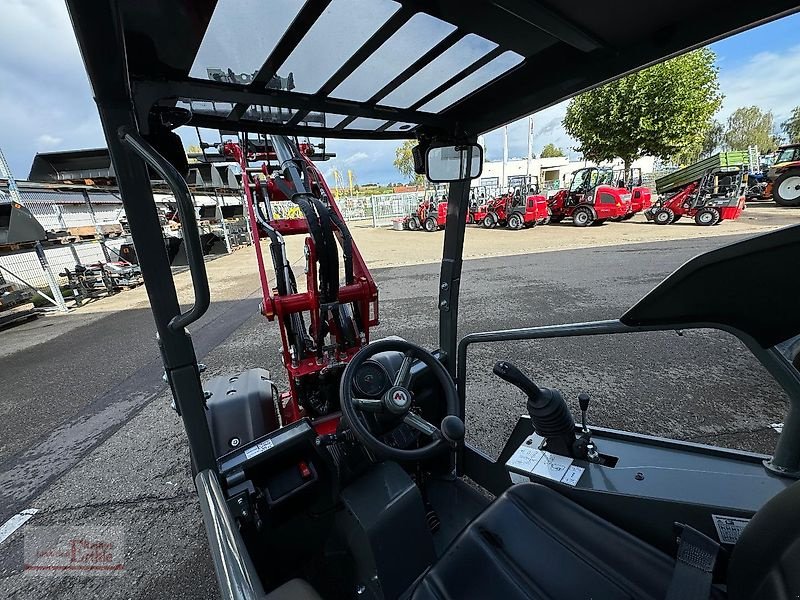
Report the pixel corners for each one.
[717,44,800,122]
[36,134,63,148]
[0,0,104,177]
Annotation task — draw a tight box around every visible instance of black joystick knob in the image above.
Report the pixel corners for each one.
[493,361,576,458]
[493,361,541,400]
[578,392,590,412]
[440,415,465,446]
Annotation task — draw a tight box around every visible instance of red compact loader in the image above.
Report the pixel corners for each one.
[548,167,631,226]
[646,168,746,226]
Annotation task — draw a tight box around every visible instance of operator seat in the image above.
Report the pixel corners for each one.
[406,481,800,600]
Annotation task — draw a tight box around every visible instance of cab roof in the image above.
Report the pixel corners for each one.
[68,0,799,140]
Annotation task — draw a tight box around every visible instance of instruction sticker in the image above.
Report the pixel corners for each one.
[508,471,530,485]
[244,438,274,460]
[506,437,582,486]
[712,515,750,545]
[561,465,585,487]
[532,452,573,481]
[506,444,544,472]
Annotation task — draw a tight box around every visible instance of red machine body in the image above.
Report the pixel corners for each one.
[472,191,550,229]
[548,167,630,227]
[645,176,746,226]
[224,139,378,433]
[610,168,653,220]
[404,196,469,231]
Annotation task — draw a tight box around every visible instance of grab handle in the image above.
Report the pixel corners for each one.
[120,128,210,331]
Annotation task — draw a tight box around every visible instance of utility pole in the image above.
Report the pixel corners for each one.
[526,116,534,186]
[502,126,508,189]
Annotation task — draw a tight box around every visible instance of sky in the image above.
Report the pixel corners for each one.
[1,2,799,185]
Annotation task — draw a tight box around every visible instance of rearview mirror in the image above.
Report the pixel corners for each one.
[426,144,483,182]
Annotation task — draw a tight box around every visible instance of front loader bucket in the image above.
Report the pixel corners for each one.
[0,202,46,245]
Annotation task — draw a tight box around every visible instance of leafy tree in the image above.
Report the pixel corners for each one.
[563,48,722,171]
[723,106,778,152]
[393,140,424,185]
[540,143,565,158]
[782,106,800,144]
[701,120,726,157]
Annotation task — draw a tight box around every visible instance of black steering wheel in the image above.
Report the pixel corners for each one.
[339,339,464,461]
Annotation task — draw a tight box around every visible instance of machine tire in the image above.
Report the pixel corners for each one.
[466,213,474,224]
[483,214,496,228]
[654,208,674,225]
[572,207,593,227]
[773,170,800,207]
[694,208,720,226]
[508,213,523,230]
[671,214,681,223]
[408,216,419,231]
[424,217,438,232]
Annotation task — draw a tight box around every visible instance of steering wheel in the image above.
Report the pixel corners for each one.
[339,339,464,461]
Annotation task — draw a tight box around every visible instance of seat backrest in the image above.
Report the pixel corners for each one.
[728,480,800,599]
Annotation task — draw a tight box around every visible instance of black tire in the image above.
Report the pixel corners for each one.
[671,214,681,223]
[654,208,674,225]
[773,170,800,207]
[408,217,419,231]
[694,207,720,226]
[507,213,523,230]
[467,213,474,224]
[424,217,438,232]
[482,214,496,228]
[572,207,593,227]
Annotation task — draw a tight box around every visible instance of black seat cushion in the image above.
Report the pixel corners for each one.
[408,483,676,600]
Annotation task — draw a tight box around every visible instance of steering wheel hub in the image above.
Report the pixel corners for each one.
[386,386,412,414]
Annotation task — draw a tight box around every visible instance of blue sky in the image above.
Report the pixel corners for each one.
[1,3,799,185]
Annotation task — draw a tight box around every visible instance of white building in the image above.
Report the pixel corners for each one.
[478,155,657,192]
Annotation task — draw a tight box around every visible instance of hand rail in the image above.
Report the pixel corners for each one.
[196,469,267,600]
[120,128,210,330]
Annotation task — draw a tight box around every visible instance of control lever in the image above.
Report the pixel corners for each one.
[573,392,601,463]
[493,361,576,458]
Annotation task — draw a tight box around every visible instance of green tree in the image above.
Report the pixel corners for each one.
[781,106,800,144]
[723,106,778,152]
[393,140,424,185]
[540,143,565,158]
[563,48,723,171]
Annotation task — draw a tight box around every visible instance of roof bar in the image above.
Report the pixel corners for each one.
[133,79,448,128]
[229,0,333,121]
[491,0,604,52]
[316,6,414,96]
[408,46,505,112]
[368,29,463,104]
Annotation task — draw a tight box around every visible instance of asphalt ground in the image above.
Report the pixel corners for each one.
[0,233,793,599]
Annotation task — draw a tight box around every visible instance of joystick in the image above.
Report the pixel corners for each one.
[493,361,576,458]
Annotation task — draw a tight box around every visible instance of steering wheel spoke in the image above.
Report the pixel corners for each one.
[394,351,414,387]
[353,397,384,413]
[404,411,440,438]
